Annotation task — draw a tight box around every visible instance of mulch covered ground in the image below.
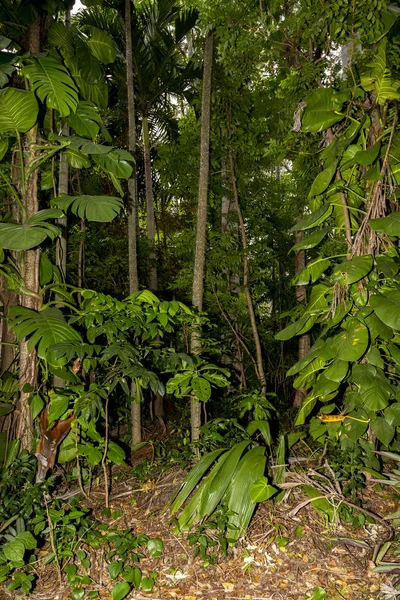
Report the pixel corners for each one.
[1,451,399,600]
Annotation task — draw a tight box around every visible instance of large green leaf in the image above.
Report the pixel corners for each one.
[87,27,116,64]
[9,306,82,365]
[275,315,312,341]
[93,149,134,179]
[370,290,400,330]
[332,320,369,361]
[360,380,391,412]
[226,447,266,540]
[293,356,326,389]
[59,136,112,155]
[24,54,79,117]
[293,256,331,285]
[286,341,325,376]
[53,195,123,222]
[290,204,333,232]
[291,228,329,251]
[309,161,338,197]
[332,255,373,285]
[361,39,400,105]
[170,448,226,515]
[48,22,75,58]
[354,142,381,166]
[0,88,38,133]
[370,212,400,236]
[323,359,349,383]
[371,416,395,446]
[295,396,317,426]
[66,148,92,169]
[0,209,63,250]
[66,101,102,138]
[202,441,252,516]
[249,477,277,502]
[301,88,350,132]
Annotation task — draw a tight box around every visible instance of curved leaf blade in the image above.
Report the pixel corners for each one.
[0,88,38,133]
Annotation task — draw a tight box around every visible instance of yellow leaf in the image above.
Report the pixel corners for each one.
[221,582,235,591]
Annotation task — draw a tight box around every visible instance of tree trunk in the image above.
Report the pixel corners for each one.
[190,31,213,442]
[54,123,69,389]
[142,113,157,291]
[12,17,42,449]
[293,226,310,408]
[125,0,141,447]
[14,128,40,449]
[228,147,266,394]
[55,11,70,287]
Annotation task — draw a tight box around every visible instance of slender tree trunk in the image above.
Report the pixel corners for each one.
[55,10,70,287]
[53,123,69,389]
[228,147,266,394]
[142,112,157,291]
[12,18,42,449]
[293,226,310,408]
[125,0,141,446]
[190,31,213,441]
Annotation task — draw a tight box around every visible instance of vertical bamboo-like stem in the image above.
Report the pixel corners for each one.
[190,31,214,441]
[125,0,141,446]
[142,113,158,291]
[228,147,266,394]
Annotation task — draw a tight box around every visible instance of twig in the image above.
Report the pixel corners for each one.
[111,482,175,499]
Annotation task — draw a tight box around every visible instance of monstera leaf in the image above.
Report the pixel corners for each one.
[0,209,63,250]
[66,101,102,138]
[93,149,134,179]
[48,22,75,58]
[361,39,400,105]
[0,88,38,134]
[23,54,79,117]
[87,27,116,64]
[53,195,123,222]
[9,306,82,365]
[301,88,350,132]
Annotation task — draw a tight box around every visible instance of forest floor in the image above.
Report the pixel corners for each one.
[4,436,400,600]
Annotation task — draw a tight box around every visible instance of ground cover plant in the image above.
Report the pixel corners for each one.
[1,0,400,598]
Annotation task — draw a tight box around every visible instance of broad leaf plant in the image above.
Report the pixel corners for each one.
[277,37,400,468]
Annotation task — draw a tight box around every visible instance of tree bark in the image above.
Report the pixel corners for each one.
[142,113,157,291]
[54,122,69,389]
[12,17,42,449]
[14,127,40,449]
[228,147,266,394]
[125,0,139,296]
[125,0,141,447]
[190,31,213,442]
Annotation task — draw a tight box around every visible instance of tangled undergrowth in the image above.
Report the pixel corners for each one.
[1,428,400,600]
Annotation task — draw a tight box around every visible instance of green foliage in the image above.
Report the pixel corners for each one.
[276,28,400,465]
[170,407,278,541]
[0,88,38,133]
[166,356,229,402]
[0,454,163,596]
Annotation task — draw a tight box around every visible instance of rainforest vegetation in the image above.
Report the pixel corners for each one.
[1,0,400,598]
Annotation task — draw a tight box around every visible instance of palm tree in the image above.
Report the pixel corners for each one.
[131,0,198,290]
[76,0,198,291]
